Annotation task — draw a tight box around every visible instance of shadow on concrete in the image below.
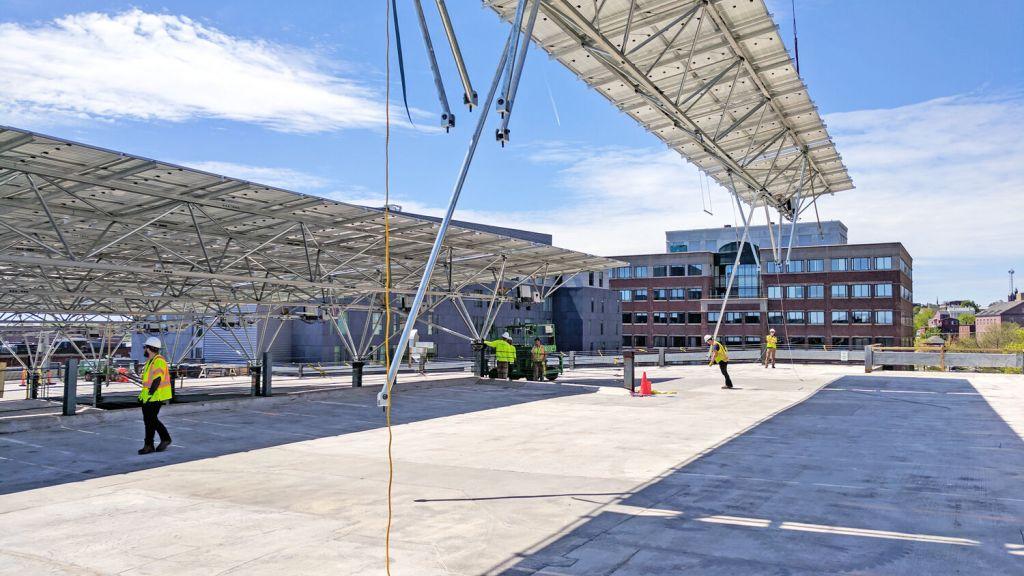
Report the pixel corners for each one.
[488,375,1024,575]
[0,380,596,497]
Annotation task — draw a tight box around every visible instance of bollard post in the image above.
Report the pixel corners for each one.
[298,364,304,379]
[63,359,78,416]
[352,360,364,388]
[658,347,666,367]
[92,371,102,407]
[261,352,273,396]
[474,348,486,377]
[169,366,177,404]
[864,345,873,373]
[623,350,635,393]
[30,370,39,399]
[250,364,260,396]
[568,351,576,370]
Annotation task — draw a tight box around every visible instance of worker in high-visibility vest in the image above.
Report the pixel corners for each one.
[530,338,547,381]
[704,334,733,389]
[764,328,778,369]
[138,336,172,454]
[484,332,517,380]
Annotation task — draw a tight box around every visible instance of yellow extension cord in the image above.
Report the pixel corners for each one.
[384,0,395,572]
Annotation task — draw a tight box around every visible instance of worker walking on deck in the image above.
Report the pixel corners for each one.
[531,338,547,381]
[764,328,778,368]
[484,332,516,380]
[704,334,733,389]
[137,336,172,454]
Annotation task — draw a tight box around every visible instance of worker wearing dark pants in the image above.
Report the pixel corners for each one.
[704,334,733,389]
[531,338,547,381]
[138,336,172,454]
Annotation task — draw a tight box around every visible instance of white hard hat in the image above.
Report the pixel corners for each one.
[703,334,712,342]
[144,336,162,349]
[501,332,512,339]
[769,328,776,333]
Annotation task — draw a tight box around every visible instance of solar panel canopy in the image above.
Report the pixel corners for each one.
[485,0,853,213]
[0,126,619,317]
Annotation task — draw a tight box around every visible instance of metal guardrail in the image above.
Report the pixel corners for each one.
[865,345,1024,373]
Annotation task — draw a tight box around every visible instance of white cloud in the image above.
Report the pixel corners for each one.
[177,161,330,191]
[0,10,386,132]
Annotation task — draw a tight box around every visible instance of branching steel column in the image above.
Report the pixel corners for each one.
[379,27,516,408]
[710,176,757,347]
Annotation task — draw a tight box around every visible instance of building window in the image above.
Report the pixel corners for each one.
[622,335,632,347]
[669,288,686,300]
[620,289,632,302]
[786,285,805,299]
[767,285,782,299]
[669,265,686,277]
[671,336,686,347]
[652,289,667,301]
[876,310,893,324]
[669,243,688,253]
[724,336,743,346]
[746,336,762,345]
[588,271,595,286]
[652,336,667,347]
[725,312,743,324]
[808,336,825,347]
[851,257,871,271]
[591,300,595,313]
[831,310,849,324]
[614,266,631,279]
[634,312,649,324]
[765,261,782,274]
[875,256,892,270]
[634,289,648,301]
[787,260,805,273]
[875,283,893,298]
[831,285,848,299]
[653,265,667,278]
[901,286,913,301]
[707,311,720,323]
[832,337,851,348]
[622,312,632,324]
[808,285,824,299]
[786,311,805,324]
[900,258,913,278]
[851,284,871,298]
[745,312,760,324]
[807,259,824,272]
[852,310,871,324]
[808,311,825,325]
[633,266,648,278]
[653,312,668,324]
[831,258,848,272]
[634,335,647,347]
[687,312,702,324]
[688,264,703,276]
[768,311,783,324]
[669,312,684,324]
[687,287,703,300]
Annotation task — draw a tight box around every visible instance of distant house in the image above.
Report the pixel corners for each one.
[928,310,960,335]
[975,296,1024,336]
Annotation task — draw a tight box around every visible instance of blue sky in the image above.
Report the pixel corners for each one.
[0,0,1022,305]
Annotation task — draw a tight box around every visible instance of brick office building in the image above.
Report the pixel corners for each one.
[610,224,914,350]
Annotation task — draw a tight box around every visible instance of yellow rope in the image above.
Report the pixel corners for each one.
[383,0,395,572]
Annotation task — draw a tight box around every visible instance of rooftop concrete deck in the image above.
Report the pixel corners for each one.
[1,364,1022,574]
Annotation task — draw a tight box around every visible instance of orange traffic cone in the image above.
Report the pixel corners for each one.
[639,372,652,396]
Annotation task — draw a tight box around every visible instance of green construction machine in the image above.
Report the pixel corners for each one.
[483,322,562,381]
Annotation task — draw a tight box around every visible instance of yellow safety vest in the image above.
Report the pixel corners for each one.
[139,354,171,403]
[709,341,729,364]
[531,345,546,362]
[766,335,778,349]
[485,339,517,363]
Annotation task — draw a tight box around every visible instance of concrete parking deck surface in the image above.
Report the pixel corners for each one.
[1,364,1022,575]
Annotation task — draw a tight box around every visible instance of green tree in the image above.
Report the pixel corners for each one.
[913,306,936,331]
[978,322,1024,351]
[958,312,976,325]
[960,300,980,312]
